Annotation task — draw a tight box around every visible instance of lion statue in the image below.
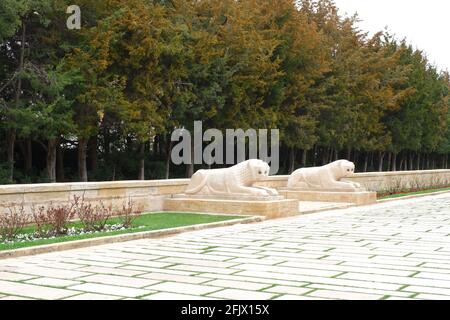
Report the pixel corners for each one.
[287,159,362,191]
[185,159,279,197]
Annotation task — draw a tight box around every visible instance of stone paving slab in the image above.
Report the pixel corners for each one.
[1,192,450,300]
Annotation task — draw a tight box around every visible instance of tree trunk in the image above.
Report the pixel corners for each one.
[301,149,307,167]
[346,147,351,161]
[138,142,145,180]
[88,136,98,171]
[282,146,288,173]
[6,20,26,183]
[387,152,392,172]
[409,152,414,171]
[392,153,397,172]
[363,153,369,172]
[312,145,317,166]
[353,150,359,169]
[288,148,296,174]
[78,138,88,182]
[369,152,374,171]
[46,139,58,183]
[103,118,111,159]
[417,153,421,170]
[324,147,331,165]
[165,139,173,179]
[18,139,33,172]
[57,145,65,182]
[6,129,16,182]
[378,151,385,172]
[25,138,32,172]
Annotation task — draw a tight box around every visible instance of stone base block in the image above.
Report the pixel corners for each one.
[164,196,299,219]
[278,189,377,206]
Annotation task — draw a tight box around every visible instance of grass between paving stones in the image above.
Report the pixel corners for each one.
[378,187,450,200]
[0,212,245,251]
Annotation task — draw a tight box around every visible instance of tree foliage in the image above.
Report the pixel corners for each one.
[0,0,449,184]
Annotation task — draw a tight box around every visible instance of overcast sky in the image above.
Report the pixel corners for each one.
[333,0,450,72]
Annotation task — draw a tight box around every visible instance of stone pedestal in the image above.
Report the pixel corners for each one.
[164,194,299,219]
[278,189,377,206]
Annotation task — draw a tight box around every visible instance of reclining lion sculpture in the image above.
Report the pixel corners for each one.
[185,159,278,197]
[287,159,362,191]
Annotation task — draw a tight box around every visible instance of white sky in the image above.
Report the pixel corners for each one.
[333,0,450,72]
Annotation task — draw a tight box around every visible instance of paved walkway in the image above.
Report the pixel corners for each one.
[1,193,450,300]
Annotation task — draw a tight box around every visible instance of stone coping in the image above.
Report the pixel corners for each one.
[348,169,450,177]
[171,193,284,201]
[0,179,191,195]
[0,215,263,260]
[261,169,450,180]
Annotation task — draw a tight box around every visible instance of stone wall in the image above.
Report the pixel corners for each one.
[258,170,450,194]
[0,180,189,215]
[344,170,450,193]
[1,169,450,215]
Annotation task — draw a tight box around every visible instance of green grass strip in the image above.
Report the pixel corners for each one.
[0,212,245,251]
[378,187,450,200]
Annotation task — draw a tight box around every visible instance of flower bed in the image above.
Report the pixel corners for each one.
[0,196,245,251]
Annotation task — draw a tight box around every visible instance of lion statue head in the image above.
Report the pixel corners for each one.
[335,159,356,178]
[247,159,271,181]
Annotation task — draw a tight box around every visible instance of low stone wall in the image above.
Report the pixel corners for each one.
[1,169,450,215]
[258,169,450,193]
[0,180,189,215]
[344,170,450,193]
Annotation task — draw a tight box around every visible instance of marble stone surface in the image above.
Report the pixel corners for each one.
[287,160,363,191]
[185,159,279,197]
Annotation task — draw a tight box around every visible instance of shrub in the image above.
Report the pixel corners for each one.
[0,204,28,241]
[31,201,78,237]
[31,205,51,237]
[73,196,113,231]
[3,195,140,242]
[118,198,137,228]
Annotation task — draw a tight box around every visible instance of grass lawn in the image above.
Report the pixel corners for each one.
[378,187,450,200]
[0,212,246,251]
